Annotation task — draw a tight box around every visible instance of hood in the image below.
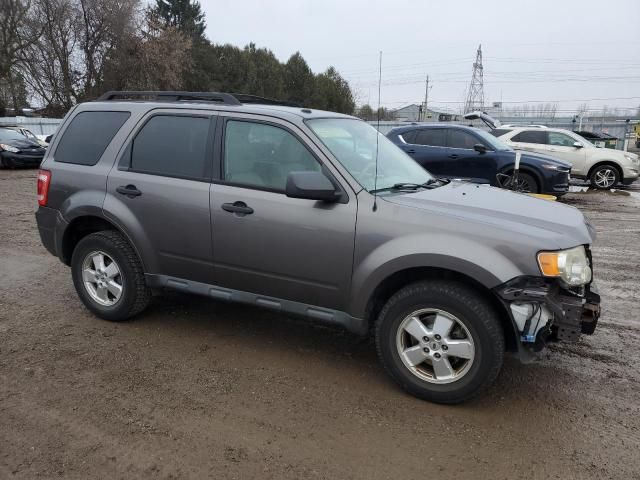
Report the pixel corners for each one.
[0,138,45,152]
[514,150,572,169]
[383,181,594,249]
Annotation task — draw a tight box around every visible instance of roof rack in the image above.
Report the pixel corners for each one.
[97,91,242,105]
[97,91,301,108]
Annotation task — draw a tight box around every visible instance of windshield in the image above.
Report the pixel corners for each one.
[474,129,512,151]
[0,128,27,142]
[307,118,433,192]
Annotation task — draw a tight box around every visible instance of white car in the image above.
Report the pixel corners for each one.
[492,127,639,189]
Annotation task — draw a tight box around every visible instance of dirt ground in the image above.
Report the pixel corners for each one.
[1,169,639,480]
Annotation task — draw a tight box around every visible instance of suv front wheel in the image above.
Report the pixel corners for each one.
[71,230,151,321]
[590,164,619,189]
[375,280,504,404]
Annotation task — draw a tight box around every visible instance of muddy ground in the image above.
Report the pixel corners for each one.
[1,169,639,479]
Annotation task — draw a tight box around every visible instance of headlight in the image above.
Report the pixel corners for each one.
[541,164,563,171]
[537,245,592,286]
[0,143,20,153]
[624,154,639,165]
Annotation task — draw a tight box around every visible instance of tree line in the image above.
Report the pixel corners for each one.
[0,0,356,117]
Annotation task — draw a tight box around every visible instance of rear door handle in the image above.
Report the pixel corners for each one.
[222,201,254,215]
[448,154,459,159]
[405,149,416,154]
[116,185,142,197]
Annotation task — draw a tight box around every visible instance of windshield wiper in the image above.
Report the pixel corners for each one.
[371,179,442,194]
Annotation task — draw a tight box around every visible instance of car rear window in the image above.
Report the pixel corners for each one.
[414,128,447,147]
[55,111,130,165]
[129,115,211,180]
[511,130,547,144]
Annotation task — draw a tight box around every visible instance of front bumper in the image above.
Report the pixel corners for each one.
[495,275,601,350]
[0,151,44,167]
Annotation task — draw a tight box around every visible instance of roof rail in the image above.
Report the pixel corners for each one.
[97,91,242,106]
[96,91,302,108]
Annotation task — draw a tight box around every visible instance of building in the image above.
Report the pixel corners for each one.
[390,104,462,123]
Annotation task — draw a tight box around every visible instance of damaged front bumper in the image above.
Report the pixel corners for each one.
[494,275,601,356]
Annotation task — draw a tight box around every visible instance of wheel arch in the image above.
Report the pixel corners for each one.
[587,160,623,181]
[360,266,518,352]
[498,164,542,192]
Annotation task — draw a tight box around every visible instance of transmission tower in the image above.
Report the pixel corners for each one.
[464,44,484,113]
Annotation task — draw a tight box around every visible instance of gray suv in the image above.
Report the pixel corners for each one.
[35,91,601,404]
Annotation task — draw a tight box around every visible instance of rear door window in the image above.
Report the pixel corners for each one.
[414,129,447,147]
[511,130,548,144]
[55,111,130,165]
[490,128,511,137]
[129,115,212,180]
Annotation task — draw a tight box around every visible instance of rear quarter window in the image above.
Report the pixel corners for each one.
[490,129,511,137]
[54,111,130,165]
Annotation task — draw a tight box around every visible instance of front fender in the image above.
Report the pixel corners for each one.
[348,233,523,318]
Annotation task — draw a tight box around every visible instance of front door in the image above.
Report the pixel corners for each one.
[210,116,357,311]
[546,131,587,175]
[105,110,216,284]
[444,128,498,184]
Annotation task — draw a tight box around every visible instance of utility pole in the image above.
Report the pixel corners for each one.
[464,44,485,114]
[422,75,430,122]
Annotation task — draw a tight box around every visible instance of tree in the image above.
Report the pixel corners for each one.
[284,52,314,105]
[153,0,205,39]
[310,67,355,114]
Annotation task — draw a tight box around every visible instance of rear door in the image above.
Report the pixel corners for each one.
[508,129,549,155]
[105,109,216,284]
[209,114,357,311]
[399,128,448,175]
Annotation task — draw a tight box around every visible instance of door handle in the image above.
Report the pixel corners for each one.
[448,154,459,159]
[406,149,416,154]
[116,185,142,198]
[222,201,254,215]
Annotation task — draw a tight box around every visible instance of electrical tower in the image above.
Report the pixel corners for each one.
[464,44,484,113]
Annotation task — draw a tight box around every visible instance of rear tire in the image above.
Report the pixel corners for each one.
[71,230,151,321]
[590,164,619,189]
[375,280,504,404]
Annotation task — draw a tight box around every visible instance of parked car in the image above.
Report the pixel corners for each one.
[573,130,617,149]
[2,125,49,147]
[0,127,47,168]
[492,127,639,189]
[35,91,600,404]
[386,124,571,195]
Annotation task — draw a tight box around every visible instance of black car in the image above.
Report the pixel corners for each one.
[386,124,571,195]
[0,127,46,168]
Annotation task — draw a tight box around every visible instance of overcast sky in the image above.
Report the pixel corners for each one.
[200,0,640,114]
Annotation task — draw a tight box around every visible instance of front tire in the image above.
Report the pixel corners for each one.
[375,280,504,404]
[71,230,151,321]
[590,164,619,189]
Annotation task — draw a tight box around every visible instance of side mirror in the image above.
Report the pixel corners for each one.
[573,142,584,148]
[473,143,487,154]
[286,171,339,202]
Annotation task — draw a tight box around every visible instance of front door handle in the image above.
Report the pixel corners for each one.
[116,185,142,198]
[222,201,254,215]
[448,154,459,159]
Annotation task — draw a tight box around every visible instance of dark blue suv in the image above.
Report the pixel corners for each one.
[386,124,571,194]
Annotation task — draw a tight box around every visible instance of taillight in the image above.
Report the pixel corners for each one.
[37,169,51,206]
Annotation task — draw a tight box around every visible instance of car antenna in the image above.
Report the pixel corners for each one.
[373,50,382,212]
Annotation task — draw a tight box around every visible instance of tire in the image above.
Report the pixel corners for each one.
[589,164,619,189]
[71,230,151,321]
[499,171,539,193]
[375,280,504,404]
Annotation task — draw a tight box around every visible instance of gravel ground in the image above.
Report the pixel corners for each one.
[1,169,639,479]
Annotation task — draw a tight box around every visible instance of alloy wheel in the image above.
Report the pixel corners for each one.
[81,250,123,306]
[395,308,475,384]
[594,168,616,189]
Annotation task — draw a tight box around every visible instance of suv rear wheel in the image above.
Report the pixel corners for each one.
[590,164,619,189]
[71,230,151,321]
[375,280,504,404]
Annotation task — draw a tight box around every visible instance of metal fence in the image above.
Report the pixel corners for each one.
[0,117,62,136]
